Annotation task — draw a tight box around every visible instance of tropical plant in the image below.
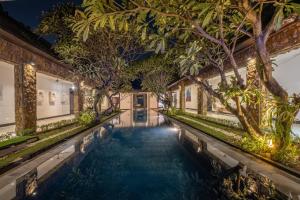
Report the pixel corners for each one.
[38,3,141,121]
[72,0,300,148]
[78,110,96,126]
[132,56,179,109]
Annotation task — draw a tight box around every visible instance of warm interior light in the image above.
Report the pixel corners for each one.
[71,85,76,91]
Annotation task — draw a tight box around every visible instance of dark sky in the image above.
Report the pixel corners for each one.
[1,0,81,29]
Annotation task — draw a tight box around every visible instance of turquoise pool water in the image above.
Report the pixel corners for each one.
[28,110,220,200]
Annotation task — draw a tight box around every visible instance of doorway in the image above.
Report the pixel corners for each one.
[133,93,147,109]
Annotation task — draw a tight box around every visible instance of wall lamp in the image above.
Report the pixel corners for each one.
[24,61,36,66]
[71,85,76,91]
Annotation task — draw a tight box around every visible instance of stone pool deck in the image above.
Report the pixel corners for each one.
[167,115,300,200]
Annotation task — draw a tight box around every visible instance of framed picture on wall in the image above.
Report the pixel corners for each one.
[37,90,44,106]
[61,92,68,105]
[0,84,3,101]
[49,91,56,105]
[185,87,191,102]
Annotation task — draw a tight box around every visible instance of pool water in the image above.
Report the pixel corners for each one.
[29,110,220,200]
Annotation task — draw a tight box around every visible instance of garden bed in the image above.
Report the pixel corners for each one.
[163,111,300,174]
[0,111,120,174]
[0,136,37,150]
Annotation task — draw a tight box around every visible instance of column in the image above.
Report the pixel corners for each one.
[197,85,207,115]
[179,82,185,111]
[73,81,83,116]
[15,64,37,134]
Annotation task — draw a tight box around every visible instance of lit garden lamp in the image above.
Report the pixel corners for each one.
[197,145,202,153]
[267,139,274,148]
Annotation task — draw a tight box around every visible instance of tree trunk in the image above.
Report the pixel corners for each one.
[255,36,297,148]
[224,100,263,138]
[104,91,116,115]
[255,36,288,102]
[189,76,263,138]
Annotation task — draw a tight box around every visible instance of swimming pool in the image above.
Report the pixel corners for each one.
[0,109,287,200]
[26,110,222,200]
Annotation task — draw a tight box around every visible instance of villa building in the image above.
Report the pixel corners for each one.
[0,11,158,137]
[168,16,300,134]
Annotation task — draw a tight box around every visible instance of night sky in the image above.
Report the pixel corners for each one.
[1,0,81,30]
[0,0,145,90]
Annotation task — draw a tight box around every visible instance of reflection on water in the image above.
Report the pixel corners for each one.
[112,109,168,128]
[0,110,284,200]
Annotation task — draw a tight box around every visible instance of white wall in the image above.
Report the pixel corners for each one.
[185,83,198,113]
[0,61,15,125]
[208,67,247,113]
[120,93,132,110]
[148,93,158,109]
[208,67,247,89]
[273,48,300,120]
[171,89,180,109]
[37,73,73,119]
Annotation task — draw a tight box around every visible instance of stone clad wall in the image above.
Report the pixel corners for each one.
[0,30,85,133]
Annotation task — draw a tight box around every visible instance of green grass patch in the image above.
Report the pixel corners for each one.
[0,136,35,149]
[177,113,246,136]
[0,126,86,169]
[37,123,80,140]
[170,114,241,146]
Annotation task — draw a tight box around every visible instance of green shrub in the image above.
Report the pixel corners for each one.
[272,145,299,166]
[241,136,273,154]
[78,110,96,126]
[167,107,178,116]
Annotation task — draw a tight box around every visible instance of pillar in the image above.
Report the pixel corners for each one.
[73,81,82,115]
[15,64,37,134]
[197,85,207,115]
[179,82,185,111]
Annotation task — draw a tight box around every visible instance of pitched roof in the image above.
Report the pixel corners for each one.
[0,9,58,58]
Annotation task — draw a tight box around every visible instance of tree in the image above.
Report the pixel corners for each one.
[38,3,140,120]
[132,56,179,109]
[73,0,300,148]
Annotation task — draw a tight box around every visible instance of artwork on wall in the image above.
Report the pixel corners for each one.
[61,92,68,105]
[37,90,44,106]
[185,87,191,102]
[0,84,3,101]
[49,91,56,105]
